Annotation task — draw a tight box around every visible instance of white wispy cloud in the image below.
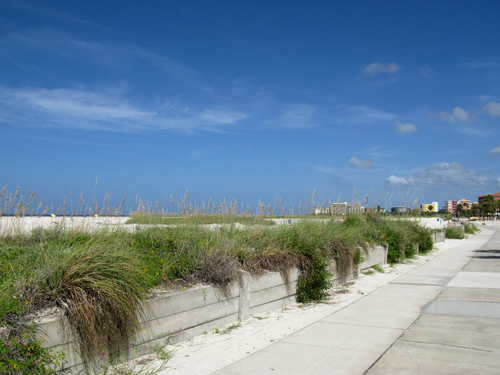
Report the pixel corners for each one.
[348,157,372,169]
[484,102,500,117]
[386,175,408,187]
[420,65,435,77]
[455,125,490,137]
[279,103,317,128]
[364,146,397,158]
[0,86,249,133]
[461,61,500,69]
[489,145,500,155]
[312,165,336,174]
[339,105,396,124]
[0,28,201,86]
[394,121,417,134]
[386,162,489,189]
[363,62,400,76]
[437,106,473,123]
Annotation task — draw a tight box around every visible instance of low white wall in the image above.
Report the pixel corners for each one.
[35,246,388,373]
[413,217,446,230]
[434,231,445,243]
[0,216,129,235]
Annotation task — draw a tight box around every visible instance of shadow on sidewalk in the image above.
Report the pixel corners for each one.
[473,249,500,259]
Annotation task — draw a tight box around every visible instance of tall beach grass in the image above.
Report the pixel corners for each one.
[0,186,442,372]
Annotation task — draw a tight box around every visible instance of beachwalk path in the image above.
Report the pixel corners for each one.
[366,222,500,374]
[141,223,499,375]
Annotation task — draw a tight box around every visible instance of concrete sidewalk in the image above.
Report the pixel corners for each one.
[211,226,500,375]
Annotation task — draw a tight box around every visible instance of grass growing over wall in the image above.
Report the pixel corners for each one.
[0,214,437,371]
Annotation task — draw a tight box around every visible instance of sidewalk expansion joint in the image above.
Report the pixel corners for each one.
[402,339,499,354]
[388,281,444,287]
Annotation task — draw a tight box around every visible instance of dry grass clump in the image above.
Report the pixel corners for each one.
[324,236,355,283]
[240,246,306,290]
[192,248,240,297]
[38,246,147,367]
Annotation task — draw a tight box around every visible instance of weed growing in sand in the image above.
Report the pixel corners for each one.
[221,322,241,334]
[154,347,172,362]
[371,264,385,273]
[252,315,269,320]
[101,355,169,375]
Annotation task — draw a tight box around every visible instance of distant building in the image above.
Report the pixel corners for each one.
[444,199,471,214]
[478,192,500,204]
[324,202,365,215]
[421,202,439,213]
[313,207,330,215]
[391,206,406,214]
[478,193,500,216]
[329,202,347,215]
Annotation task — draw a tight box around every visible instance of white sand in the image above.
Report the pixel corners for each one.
[0,216,130,235]
[1,215,490,236]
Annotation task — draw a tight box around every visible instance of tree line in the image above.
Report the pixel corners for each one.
[456,195,500,219]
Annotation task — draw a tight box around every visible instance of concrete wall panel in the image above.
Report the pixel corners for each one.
[33,244,392,373]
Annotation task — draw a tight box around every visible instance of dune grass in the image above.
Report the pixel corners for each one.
[126,212,277,226]
[0,213,437,371]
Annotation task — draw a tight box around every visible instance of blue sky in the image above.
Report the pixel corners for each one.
[1,0,500,214]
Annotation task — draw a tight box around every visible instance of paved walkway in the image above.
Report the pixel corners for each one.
[211,225,500,375]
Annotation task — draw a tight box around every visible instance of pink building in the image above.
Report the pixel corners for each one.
[444,199,471,214]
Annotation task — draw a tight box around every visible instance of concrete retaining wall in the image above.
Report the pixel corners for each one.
[35,246,388,373]
[434,231,445,243]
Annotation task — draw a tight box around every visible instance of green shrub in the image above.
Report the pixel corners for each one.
[415,226,433,254]
[445,226,465,239]
[279,224,333,303]
[0,326,64,375]
[295,258,331,303]
[463,222,478,234]
[353,248,364,265]
[342,214,363,227]
[379,223,405,264]
[404,244,418,258]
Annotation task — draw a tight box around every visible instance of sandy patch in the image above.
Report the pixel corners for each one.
[0,216,129,235]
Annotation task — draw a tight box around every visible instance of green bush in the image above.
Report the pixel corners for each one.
[404,244,418,258]
[295,257,331,303]
[413,225,433,254]
[0,326,64,375]
[274,223,333,303]
[463,222,478,234]
[445,226,465,239]
[379,223,405,264]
